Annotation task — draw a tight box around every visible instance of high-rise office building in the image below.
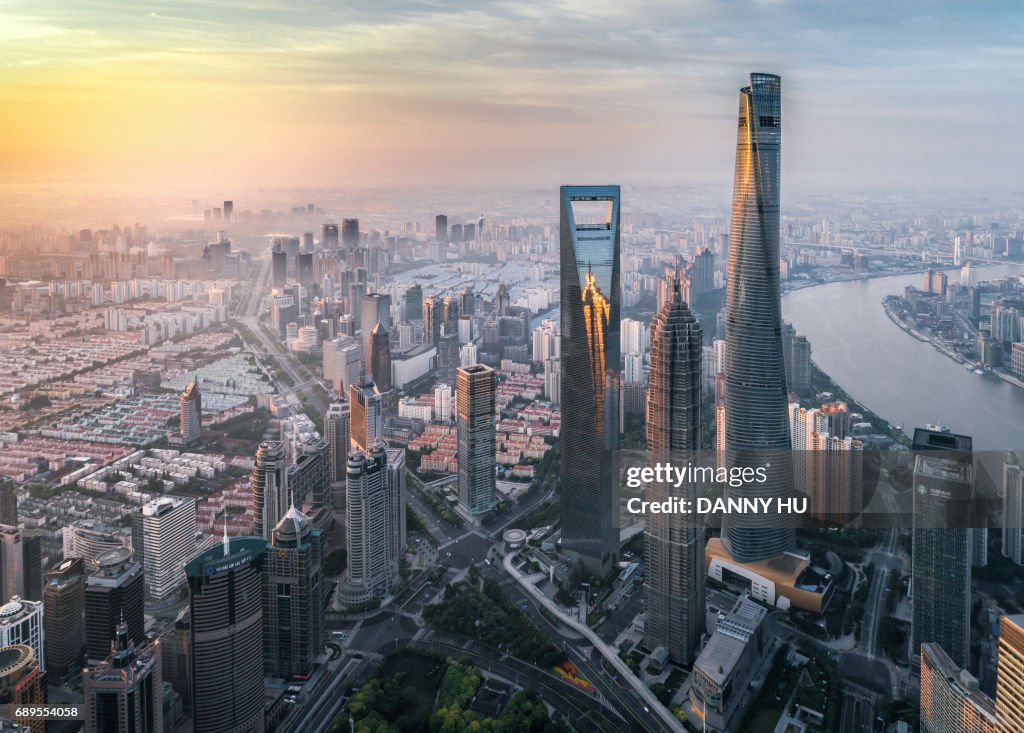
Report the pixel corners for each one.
[789,404,863,525]
[348,268,367,313]
[460,287,475,317]
[296,251,313,286]
[1005,452,1024,564]
[919,642,1000,733]
[185,536,267,733]
[324,398,351,487]
[160,608,191,714]
[285,437,331,507]
[342,218,360,249]
[140,496,196,604]
[789,404,827,500]
[721,73,794,563]
[343,446,397,602]
[405,284,423,322]
[824,435,864,527]
[780,322,812,393]
[263,506,325,679]
[386,448,407,570]
[820,401,851,439]
[251,441,287,541]
[459,343,478,369]
[559,185,621,577]
[438,328,459,381]
[624,353,644,384]
[82,622,163,733]
[271,245,287,289]
[923,268,949,298]
[360,292,392,371]
[533,319,560,363]
[715,381,726,472]
[222,200,233,221]
[0,476,15,526]
[495,282,511,317]
[643,277,705,667]
[85,547,144,664]
[457,314,473,344]
[270,293,297,338]
[0,525,24,601]
[323,335,362,394]
[974,523,989,570]
[544,357,561,404]
[42,557,85,679]
[789,334,811,391]
[997,614,1024,730]
[63,520,131,565]
[20,533,40,603]
[442,295,460,335]
[179,377,202,446]
[370,322,393,393]
[434,383,453,423]
[456,365,497,515]
[322,223,339,249]
[435,214,448,243]
[423,295,443,347]
[688,596,768,732]
[911,428,974,669]
[0,597,44,674]
[0,644,46,733]
[350,376,384,453]
[621,317,646,358]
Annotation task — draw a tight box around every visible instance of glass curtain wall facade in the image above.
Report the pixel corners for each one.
[721,73,796,563]
[559,185,621,577]
[643,277,705,665]
[456,364,497,515]
[185,537,267,733]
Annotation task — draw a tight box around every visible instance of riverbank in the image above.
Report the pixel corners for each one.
[781,264,935,297]
[782,263,1024,450]
[881,296,1024,391]
[807,362,909,445]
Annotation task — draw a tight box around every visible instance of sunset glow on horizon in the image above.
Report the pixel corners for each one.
[3,1,1024,193]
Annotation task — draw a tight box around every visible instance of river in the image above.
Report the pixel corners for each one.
[782,265,1024,451]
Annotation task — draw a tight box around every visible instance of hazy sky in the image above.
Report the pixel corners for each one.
[3,1,1023,192]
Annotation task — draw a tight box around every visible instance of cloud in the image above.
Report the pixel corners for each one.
[1,0,1023,188]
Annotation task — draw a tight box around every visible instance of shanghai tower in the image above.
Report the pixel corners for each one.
[721,73,795,562]
[560,185,621,577]
[643,274,704,665]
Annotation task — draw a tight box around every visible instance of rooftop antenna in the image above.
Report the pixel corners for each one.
[222,511,230,554]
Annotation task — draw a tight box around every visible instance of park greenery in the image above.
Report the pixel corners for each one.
[424,574,566,668]
[335,650,568,733]
[217,407,272,442]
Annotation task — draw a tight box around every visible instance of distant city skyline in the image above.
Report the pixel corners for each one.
[2,7,1024,726]
[3,2,1024,190]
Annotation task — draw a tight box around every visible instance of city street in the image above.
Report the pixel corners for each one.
[233,253,329,415]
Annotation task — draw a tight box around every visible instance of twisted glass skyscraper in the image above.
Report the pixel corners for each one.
[560,185,620,577]
[721,73,796,562]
